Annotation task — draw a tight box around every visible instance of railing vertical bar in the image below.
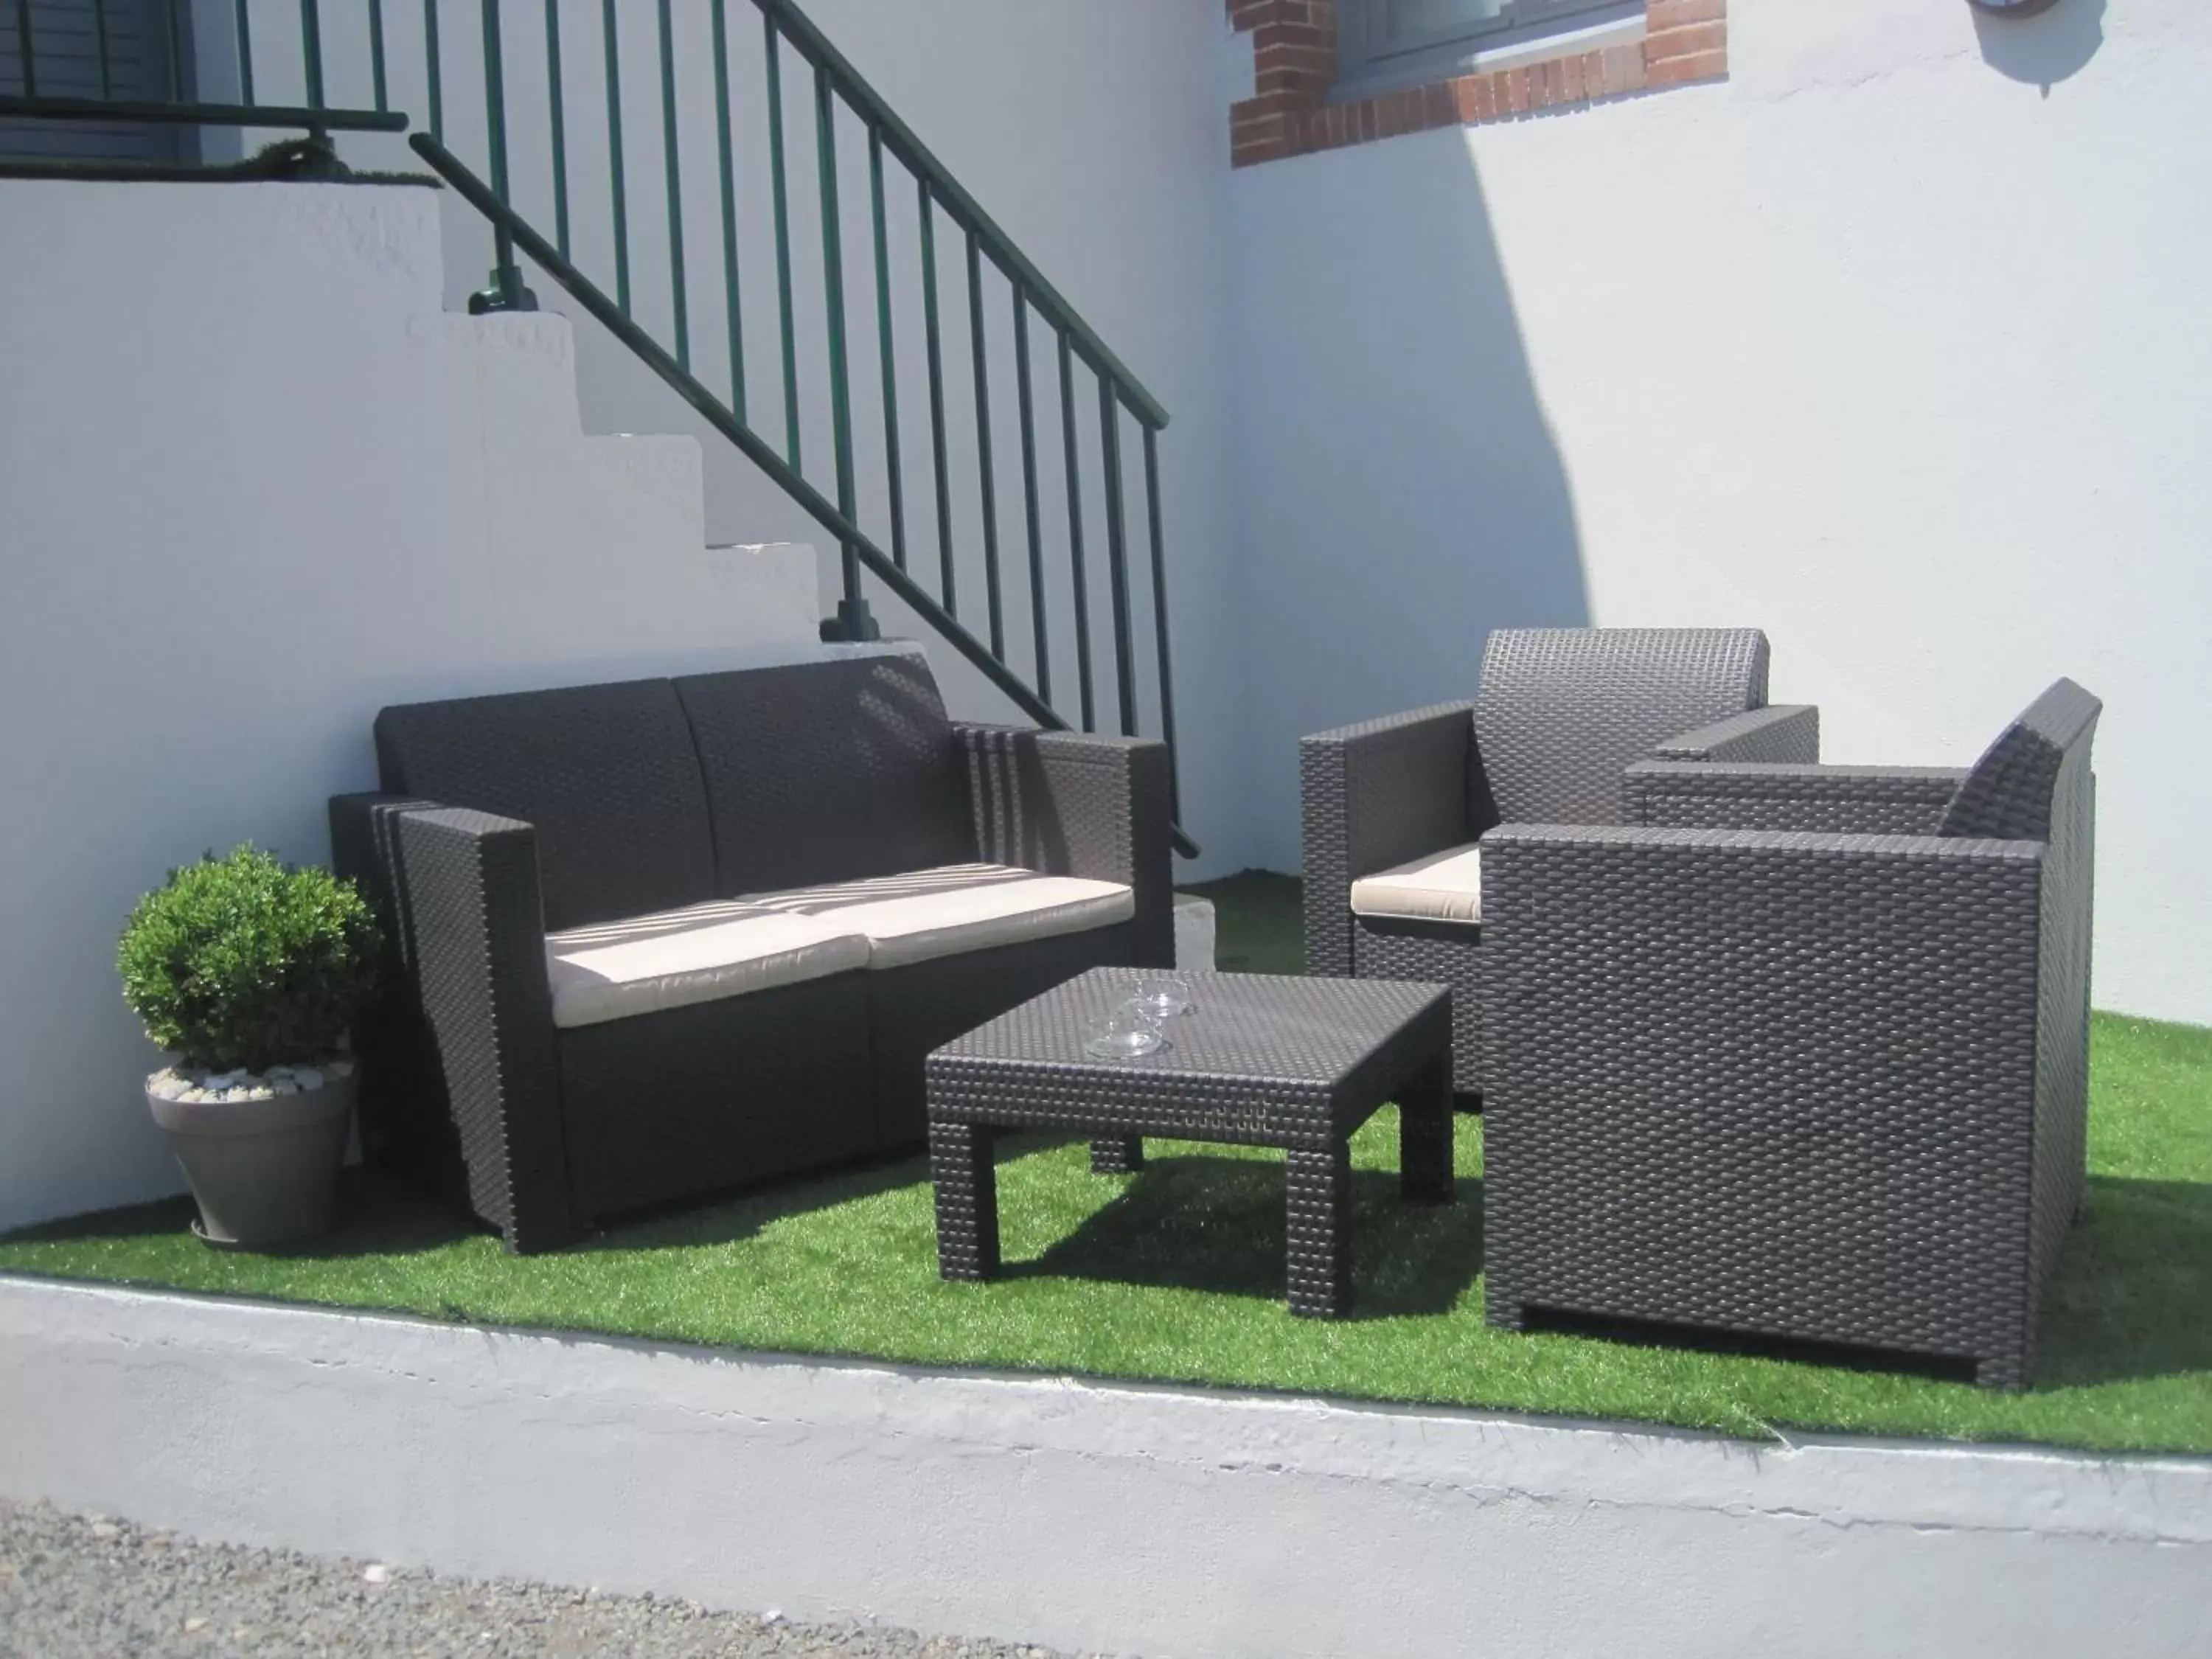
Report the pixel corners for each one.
[162,0,182,99]
[763,15,799,469]
[543,0,568,256]
[1058,332,1096,733]
[1099,378,1137,738]
[369,0,389,111]
[1141,424,1181,818]
[13,0,34,97]
[477,0,524,307]
[599,0,630,313]
[920,182,955,614]
[299,0,324,108]
[1012,286,1049,706]
[816,65,861,625]
[868,128,905,571]
[481,0,509,201]
[709,0,745,422]
[91,0,112,98]
[967,232,1004,660]
[655,0,688,369]
[423,0,442,139]
[234,0,254,103]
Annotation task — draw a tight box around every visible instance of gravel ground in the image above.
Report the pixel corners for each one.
[0,1499,1101,1659]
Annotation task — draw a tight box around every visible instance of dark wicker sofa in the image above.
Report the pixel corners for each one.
[1481,678,2099,1387]
[1300,627,1809,1094]
[331,650,1172,1252]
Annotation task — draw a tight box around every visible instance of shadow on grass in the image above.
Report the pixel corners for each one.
[0,1169,488,1262]
[1010,1150,1484,1319]
[0,1144,945,1266]
[578,1142,940,1253]
[2037,1175,2212,1388]
[1517,1175,2212,1391]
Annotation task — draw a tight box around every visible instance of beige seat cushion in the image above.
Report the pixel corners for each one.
[545,900,872,1030]
[746,863,1135,970]
[1349,843,1483,925]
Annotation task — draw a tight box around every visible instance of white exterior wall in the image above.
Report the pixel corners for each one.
[1228,0,2212,1023]
[0,181,825,1232]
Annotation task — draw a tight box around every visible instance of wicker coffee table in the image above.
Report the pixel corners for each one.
[926,968,1454,1318]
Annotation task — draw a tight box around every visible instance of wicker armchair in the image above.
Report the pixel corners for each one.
[1300,628,1798,1093]
[330,651,1172,1252]
[1481,678,2100,1388]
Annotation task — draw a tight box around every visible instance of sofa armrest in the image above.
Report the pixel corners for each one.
[1627,761,1968,835]
[1656,703,1821,765]
[389,806,577,1253]
[956,725,1175,968]
[1299,703,1474,978]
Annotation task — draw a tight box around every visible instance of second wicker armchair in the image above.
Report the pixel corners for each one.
[1298,627,1811,1094]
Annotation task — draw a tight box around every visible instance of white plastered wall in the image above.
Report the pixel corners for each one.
[0,181,824,1231]
[1228,0,2212,1023]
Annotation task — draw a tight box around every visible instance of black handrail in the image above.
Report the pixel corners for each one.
[0,96,403,132]
[412,132,1200,859]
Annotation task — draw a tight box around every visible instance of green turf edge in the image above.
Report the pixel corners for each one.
[1,872,2205,1457]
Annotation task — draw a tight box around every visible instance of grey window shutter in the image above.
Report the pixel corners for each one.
[0,0,196,165]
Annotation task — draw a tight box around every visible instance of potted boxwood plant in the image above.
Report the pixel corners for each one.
[119,846,381,1246]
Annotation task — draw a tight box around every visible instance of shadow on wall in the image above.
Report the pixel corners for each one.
[1234,128,1587,865]
[1974,0,2105,94]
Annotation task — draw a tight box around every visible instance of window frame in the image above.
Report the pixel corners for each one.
[1332,0,1642,102]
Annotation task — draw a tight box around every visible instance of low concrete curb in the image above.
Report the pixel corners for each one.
[2,1277,2205,1658]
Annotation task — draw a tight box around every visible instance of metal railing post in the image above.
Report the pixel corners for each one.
[711,0,747,421]
[1059,333,1096,733]
[967,229,1004,661]
[816,66,876,641]
[14,0,36,97]
[91,0,112,98]
[1142,425,1182,819]
[296,0,337,164]
[764,15,801,469]
[655,0,688,369]
[1099,380,1138,738]
[469,0,538,313]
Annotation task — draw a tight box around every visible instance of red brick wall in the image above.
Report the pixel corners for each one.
[1228,0,1727,167]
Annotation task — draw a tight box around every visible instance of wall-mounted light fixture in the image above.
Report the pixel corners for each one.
[1967,0,2062,16]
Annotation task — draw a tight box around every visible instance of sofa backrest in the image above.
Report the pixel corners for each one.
[673,651,975,897]
[374,679,716,933]
[1473,627,1770,827]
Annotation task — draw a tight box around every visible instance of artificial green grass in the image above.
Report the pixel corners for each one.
[4,872,2208,1454]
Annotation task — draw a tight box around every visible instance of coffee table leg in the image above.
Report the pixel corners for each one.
[1399,1051,1455,1203]
[1090,1135,1145,1174]
[931,1121,1001,1281]
[1285,1142,1352,1318]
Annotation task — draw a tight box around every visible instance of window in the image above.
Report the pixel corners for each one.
[0,0,197,165]
[1334,0,1643,101]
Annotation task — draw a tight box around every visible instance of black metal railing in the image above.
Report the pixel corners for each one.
[3,0,1192,853]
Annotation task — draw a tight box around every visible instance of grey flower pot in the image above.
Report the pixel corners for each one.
[147,1072,355,1247]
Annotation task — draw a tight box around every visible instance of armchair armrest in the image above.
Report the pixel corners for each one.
[1299,703,1473,978]
[1655,703,1820,765]
[956,725,1175,967]
[371,802,575,1253]
[1627,761,1968,835]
